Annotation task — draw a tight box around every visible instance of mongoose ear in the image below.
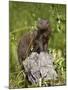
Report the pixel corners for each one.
[37,18,43,25]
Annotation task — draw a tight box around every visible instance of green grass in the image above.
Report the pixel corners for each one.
[9,1,66,88]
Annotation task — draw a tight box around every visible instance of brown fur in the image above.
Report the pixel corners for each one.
[17,19,51,64]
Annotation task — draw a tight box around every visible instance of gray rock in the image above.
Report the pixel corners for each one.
[23,52,57,83]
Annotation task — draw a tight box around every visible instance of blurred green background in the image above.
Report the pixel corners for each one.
[9,1,66,88]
